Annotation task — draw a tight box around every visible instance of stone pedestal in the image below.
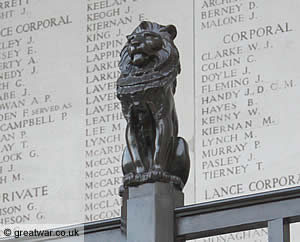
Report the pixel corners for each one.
[126,182,184,242]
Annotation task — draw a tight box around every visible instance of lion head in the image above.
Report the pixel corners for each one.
[117,21,181,92]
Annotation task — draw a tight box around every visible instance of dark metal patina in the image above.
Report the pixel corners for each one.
[117,21,190,192]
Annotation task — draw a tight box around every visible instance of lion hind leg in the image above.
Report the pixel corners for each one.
[168,137,190,186]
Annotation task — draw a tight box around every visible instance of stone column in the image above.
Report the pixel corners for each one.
[126,182,184,242]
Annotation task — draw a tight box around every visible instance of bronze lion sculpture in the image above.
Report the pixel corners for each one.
[117,21,190,191]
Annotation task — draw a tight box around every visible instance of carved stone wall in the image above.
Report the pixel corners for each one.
[0,0,299,241]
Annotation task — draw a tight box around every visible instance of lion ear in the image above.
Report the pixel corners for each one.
[164,25,177,40]
[140,21,149,30]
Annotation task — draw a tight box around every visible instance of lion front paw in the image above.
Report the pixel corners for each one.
[121,169,184,191]
[149,167,165,179]
[123,172,135,185]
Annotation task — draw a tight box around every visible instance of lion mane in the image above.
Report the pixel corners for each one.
[117,21,181,96]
